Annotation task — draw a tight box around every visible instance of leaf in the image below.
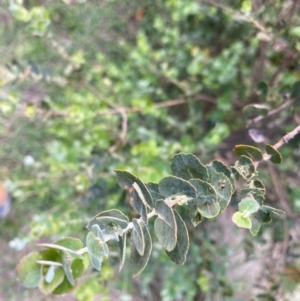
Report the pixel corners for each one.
[158,176,197,199]
[129,189,148,224]
[62,255,75,286]
[87,209,129,240]
[249,216,262,236]
[265,144,282,164]
[154,200,177,251]
[171,153,209,181]
[260,205,285,217]
[198,202,220,218]
[189,179,220,218]
[37,243,83,260]
[207,160,235,189]
[210,173,233,212]
[166,210,189,265]
[232,212,252,229]
[233,145,263,161]
[91,224,109,257]
[115,170,153,208]
[17,252,42,288]
[118,233,127,272]
[96,216,129,229]
[39,266,65,294]
[234,155,255,179]
[146,182,163,202]
[238,197,260,214]
[86,232,103,271]
[87,209,129,231]
[243,104,269,119]
[41,267,64,294]
[248,128,265,143]
[45,265,55,283]
[52,259,84,295]
[253,209,272,223]
[188,209,202,227]
[132,218,145,256]
[189,179,218,206]
[130,226,152,277]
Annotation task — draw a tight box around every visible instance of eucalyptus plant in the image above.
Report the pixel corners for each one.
[17,126,300,295]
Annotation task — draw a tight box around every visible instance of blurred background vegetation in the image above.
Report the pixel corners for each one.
[1,0,300,300]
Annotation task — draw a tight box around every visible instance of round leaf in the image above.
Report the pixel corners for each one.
[233,145,263,161]
[238,197,260,214]
[171,153,209,181]
[232,212,252,229]
[158,176,197,198]
[17,252,42,288]
[265,144,282,164]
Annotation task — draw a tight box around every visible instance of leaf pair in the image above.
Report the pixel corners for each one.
[17,238,87,295]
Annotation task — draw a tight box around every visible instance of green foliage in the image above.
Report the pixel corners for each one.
[17,145,287,293]
[2,0,300,300]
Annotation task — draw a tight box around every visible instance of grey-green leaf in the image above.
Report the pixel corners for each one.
[171,153,209,181]
[207,160,235,190]
[238,197,260,214]
[234,156,255,179]
[249,216,262,236]
[146,182,164,202]
[166,210,189,265]
[129,189,148,224]
[87,209,129,231]
[154,200,177,251]
[96,216,129,229]
[115,170,154,208]
[132,219,145,256]
[198,202,220,218]
[189,179,218,206]
[158,176,197,198]
[188,209,202,227]
[86,232,103,271]
[62,255,74,286]
[189,179,220,218]
[91,224,109,257]
[130,226,152,277]
[118,233,127,272]
[210,173,233,212]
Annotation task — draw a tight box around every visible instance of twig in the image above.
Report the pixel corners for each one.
[251,98,296,124]
[267,124,300,154]
[96,94,215,116]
